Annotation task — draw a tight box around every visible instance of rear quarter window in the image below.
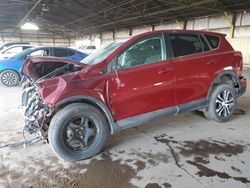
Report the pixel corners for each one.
[205,35,220,49]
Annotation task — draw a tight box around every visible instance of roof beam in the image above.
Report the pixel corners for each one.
[63,0,152,26]
[79,0,217,31]
[159,0,225,13]
[13,0,43,33]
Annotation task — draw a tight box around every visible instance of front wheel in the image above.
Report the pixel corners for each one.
[48,103,109,161]
[0,70,20,87]
[204,84,237,123]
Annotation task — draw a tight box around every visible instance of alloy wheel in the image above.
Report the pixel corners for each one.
[215,89,235,117]
[1,71,18,86]
[63,116,98,151]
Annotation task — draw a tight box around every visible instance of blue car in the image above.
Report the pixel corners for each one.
[0,46,87,86]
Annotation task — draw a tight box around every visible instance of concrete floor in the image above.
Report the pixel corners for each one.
[0,69,250,188]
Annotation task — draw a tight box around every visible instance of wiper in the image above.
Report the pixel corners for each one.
[34,64,69,84]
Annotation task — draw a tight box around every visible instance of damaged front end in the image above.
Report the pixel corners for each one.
[20,57,88,138]
[21,84,52,137]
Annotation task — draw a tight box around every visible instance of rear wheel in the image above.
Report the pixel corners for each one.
[48,103,108,161]
[204,84,237,122]
[0,70,20,87]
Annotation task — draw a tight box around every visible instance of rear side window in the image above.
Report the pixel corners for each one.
[170,34,203,57]
[205,35,220,49]
[54,49,75,57]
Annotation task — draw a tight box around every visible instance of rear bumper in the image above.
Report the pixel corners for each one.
[239,76,247,96]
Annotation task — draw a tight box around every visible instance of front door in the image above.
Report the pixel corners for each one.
[107,34,176,121]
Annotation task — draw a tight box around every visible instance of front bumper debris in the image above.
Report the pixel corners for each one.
[21,85,51,135]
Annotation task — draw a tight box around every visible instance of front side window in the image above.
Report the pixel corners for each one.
[117,35,164,69]
[170,34,203,57]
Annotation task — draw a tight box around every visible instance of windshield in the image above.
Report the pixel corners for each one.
[81,41,124,65]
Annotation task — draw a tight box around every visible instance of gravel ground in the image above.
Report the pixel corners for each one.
[0,69,250,188]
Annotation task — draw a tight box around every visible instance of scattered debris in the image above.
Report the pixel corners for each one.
[0,136,44,149]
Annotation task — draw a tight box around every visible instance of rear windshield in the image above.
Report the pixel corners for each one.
[205,35,220,49]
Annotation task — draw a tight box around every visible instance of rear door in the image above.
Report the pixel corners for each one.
[107,34,176,120]
[168,33,218,105]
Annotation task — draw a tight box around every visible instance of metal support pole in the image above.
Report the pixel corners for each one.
[231,12,237,38]
[152,25,155,31]
[52,34,55,46]
[224,11,235,39]
[129,28,132,36]
[112,30,115,41]
[183,20,187,30]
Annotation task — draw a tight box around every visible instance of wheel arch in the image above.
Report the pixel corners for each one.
[54,95,116,134]
[207,70,241,98]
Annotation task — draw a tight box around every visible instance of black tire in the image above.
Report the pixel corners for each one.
[0,70,20,87]
[48,103,109,161]
[204,84,237,123]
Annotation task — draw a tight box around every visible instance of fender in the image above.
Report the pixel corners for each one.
[207,70,241,98]
[55,95,118,134]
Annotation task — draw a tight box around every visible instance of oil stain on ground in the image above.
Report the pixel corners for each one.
[187,160,250,184]
[0,152,139,188]
[145,182,172,188]
[178,139,245,158]
[154,134,248,184]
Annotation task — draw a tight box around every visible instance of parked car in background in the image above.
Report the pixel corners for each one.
[78,45,96,54]
[0,46,87,86]
[0,42,29,51]
[20,30,246,161]
[0,44,33,60]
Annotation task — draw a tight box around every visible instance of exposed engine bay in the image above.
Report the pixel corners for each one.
[25,61,83,83]
[20,58,85,138]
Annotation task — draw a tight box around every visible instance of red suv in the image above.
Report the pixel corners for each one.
[21,30,247,161]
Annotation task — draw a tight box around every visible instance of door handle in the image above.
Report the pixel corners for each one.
[158,68,173,74]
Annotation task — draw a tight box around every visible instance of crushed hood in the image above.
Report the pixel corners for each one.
[21,57,87,82]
